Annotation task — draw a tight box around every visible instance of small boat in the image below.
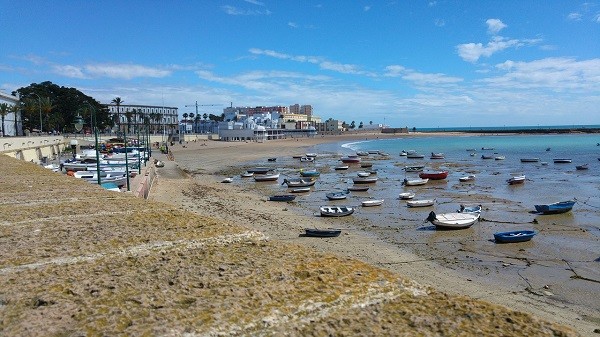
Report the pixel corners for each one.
[402,178,428,186]
[520,158,539,163]
[221,177,233,183]
[406,153,425,159]
[458,204,482,214]
[404,165,425,172]
[494,156,505,160]
[334,165,349,170]
[282,178,317,187]
[300,156,315,162]
[399,150,408,156]
[459,175,475,182]
[268,194,296,202]
[290,187,311,193]
[320,206,355,217]
[540,162,548,166]
[352,176,378,184]
[430,152,445,159]
[398,192,415,200]
[326,191,348,200]
[419,170,449,180]
[426,211,480,229]
[470,152,476,157]
[481,147,494,150]
[575,164,589,170]
[305,153,318,158]
[340,156,361,163]
[101,182,121,192]
[267,157,277,162]
[406,199,435,207]
[362,199,384,207]
[494,230,537,243]
[254,173,280,182]
[360,162,373,168]
[357,171,371,177]
[368,150,380,155]
[534,200,576,214]
[300,169,320,177]
[507,175,526,185]
[292,155,303,159]
[241,172,254,178]
[553,158,572,163]
[356,151,369,156]
[304,228,341,237]
[347,185,370,192]
[481,155,494,159]
[546,147,551,151]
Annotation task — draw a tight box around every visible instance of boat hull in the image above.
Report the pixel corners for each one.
[494,230,536,243]
[419,171,449,180]
[534,200,576,214]
[304,228,341,237]
[426,211,479,229]
[320,206,354,217]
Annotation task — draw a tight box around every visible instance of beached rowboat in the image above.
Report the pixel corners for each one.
[494,230,536,243]
[361,199,384,207]
[304,228,342,237]
[534,200,576,214]
[406,199,435,207]
[398,192,415,200]
[320,206,355,217]
[426,211,480,229]
[402,178,428,186]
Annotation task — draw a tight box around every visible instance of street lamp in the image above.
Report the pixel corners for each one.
[82,102,101,186]
[32,92,42,133]
[72,114,84,159]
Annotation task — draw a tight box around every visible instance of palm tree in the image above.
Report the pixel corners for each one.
[153,113,162,134]
[10,102,21,136]
[111,97,124,132]
[182,113,189,133]
[23,98,39,132]
[188,113,195,133]
[0,103,8,137]
[203,113,208,120]
[125,109,134,134]
[39,97,54,132]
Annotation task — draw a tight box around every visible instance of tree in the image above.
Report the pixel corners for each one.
[125,109,134,133]
[182,113,188,133]
[194,115,201,132]
[203,113,208,120]
[350,121,356,129]
[10,102,21,136]
[359,121,364,129]
[189,113,195,133]
[153,113,162,133]
[0,103,8,136]
[39,96,54,132]
[111,97,124,132]
[15,82,110,133]
[369,121,373,125]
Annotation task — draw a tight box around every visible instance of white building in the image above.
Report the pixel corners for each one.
[0,91,22,136]
[104,104,178,135]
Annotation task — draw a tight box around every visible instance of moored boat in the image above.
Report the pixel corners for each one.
[426,211,480,229]
[334,165,349,170]
[326,191,348,200]
[268,194,296,202]
[430,152,445,159]
[534,200,576,214]
[320,206,355,217]
[300,169,320,177]
[254,172,280,182]
[459,175,475,182]
[340,156,361,163]
[494,156,506,160]
[304,228,342,237]
[553,158,572,163]
[241,172,254,178]
[398,192,415,200]
[481,155,494,159]
[347,185,370,192]
[300,156,315,162]
[507,175,526,185]
[221,177,233,183]
[419,170,449,180]
[362,199,384,207]
[402,178,428,186]
[352,176,378,184]
[290,187,311,193]
[282,177,317,187]
[406,199,435,207]
[575,164,588,170]
[458,204,482,214]
[520,158,539,163]
[357,171,371,177]
[404,165,425,172]
[494,230,536,243]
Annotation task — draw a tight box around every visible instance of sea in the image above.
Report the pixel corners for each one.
[299,131,600,312]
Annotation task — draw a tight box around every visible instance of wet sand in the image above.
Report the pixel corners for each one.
[149,133,600,335]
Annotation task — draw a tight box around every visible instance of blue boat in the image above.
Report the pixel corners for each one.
[494,230,537,243]
[300,169,320,177]
[534,200,576,214]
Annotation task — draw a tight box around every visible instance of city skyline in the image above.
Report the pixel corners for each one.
[1,1,599,128]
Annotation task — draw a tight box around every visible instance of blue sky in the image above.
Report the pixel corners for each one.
[1,1,599,128]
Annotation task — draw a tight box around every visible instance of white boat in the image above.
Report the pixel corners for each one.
[300,156,315,162]
[404,165,424,172]
[494,156,505,160]
[399,150,408,156]
[362,199,384,207]
[406,153,425,159]
[221,177,233,183]
[357,171,371,177]
[426,211,480,229]
[553,158,572,163]
[320,206,355,217]
[334,165,349,170]
[458,204,482,214]
[402,178,428,186]
[290,187,311,193]
[430,152,445,159]
[241,172,254,178]
[398,192,415,200]
[305,153,318,158]
[507,175,526,185]
[406,199,435,207]
[283,178,317,187]
[459,175,476,182]
[326,191,348,200]
[254,173,280,182]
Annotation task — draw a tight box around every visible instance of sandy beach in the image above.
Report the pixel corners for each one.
[149,132,599,335]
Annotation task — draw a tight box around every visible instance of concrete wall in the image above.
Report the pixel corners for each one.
[0,136,67,163]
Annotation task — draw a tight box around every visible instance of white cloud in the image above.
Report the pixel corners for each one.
[457,37,521,63]
[486,19,507,35]
[434,18,445,27]
[52,65,88,79]
[364,6,371,12]
[244,0,264,6]
[84,64,171,79]
[221,5,271,15]
[567,12,583,21]
[288,22,298,28]
[594,13,600,22]
[384,65,463,85]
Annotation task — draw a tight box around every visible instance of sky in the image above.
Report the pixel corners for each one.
[1,1,599,128]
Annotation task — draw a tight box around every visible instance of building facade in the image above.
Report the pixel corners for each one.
[105,104,178,136]
[0,91,22,136]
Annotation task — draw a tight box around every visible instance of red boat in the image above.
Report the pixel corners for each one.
[419,170,449,180]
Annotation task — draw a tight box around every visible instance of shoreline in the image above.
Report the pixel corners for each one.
[149,132,599,334]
